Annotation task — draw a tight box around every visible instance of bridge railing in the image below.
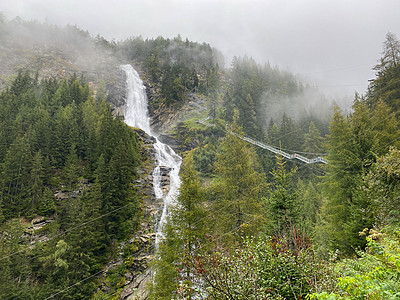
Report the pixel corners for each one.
[229,129,328,164]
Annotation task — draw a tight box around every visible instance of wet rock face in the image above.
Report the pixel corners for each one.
[133,128,156,144]
[117,129,160,300]
[98,128,174,300]
[159,166,172,195]
[157,134,179,149]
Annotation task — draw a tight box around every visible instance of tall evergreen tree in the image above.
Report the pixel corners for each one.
[318,105,356,253]
[319,102,376,254]
[367,32,400,113]
[29,150,45,212]
[212,123,266,243]
[371,99,400,154]
[265,154,299,237]
[0,134,32,217]
[303,121,325,154]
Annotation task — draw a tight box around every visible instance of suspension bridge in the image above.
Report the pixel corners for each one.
[197,118,328,164]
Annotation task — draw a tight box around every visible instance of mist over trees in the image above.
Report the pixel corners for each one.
[0,14,400,299]
[151,32,400,299]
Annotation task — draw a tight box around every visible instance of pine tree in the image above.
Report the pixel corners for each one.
[280,113,303,150]
[319,103,374,254]
[59,197,96,299]
[374,32,400,75]
[268,120,280,147]
[69,79,88,105]
[370,99,400,155]
[52,103,79,166]
[31,105,52,157]
[52,79,71,108]
[303,121,325,154]
[297,179,321,233]
[37,187,55,216]
[29,150,45,213]
[81,97,101,165]
[103,134,138,239]
[350,100,374,171]
[318,105,356,253]
[265,154,299,237]
[62,144,80,190]
[170,152,207,252]
[367,32,400,113]
[239,93,259,137]
[212,123,266,243]
[0,134,32,217]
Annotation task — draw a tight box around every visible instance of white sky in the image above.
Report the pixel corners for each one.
[1,0,400,96]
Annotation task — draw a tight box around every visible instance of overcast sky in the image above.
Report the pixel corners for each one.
[1,0,400,97]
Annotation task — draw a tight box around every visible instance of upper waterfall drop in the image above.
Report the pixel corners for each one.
[120,64,182,245]
[120,64,152,134]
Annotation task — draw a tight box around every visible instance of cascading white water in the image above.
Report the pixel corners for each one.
[120,64,182,246]
[121,65,152,134]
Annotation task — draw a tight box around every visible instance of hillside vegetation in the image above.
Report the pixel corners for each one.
[1,14,400,299]
[150,32,400,300]
[0,71,140,298]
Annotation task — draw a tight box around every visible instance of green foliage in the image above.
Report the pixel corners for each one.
[265,154,299,236]
[118,35,222,108]
[0,71,140,298]
[318,103,375,254]
[303,121,326,154]
[191,234,328,300]
[211,123,266,243]
[318,83,400,253]
[297,180,322,234]
[364,147,400,226]
[309,227,400,299]
[153,31,400,299]
[367,32,400,114]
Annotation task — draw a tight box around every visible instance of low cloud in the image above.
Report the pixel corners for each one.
[1,0,400,96]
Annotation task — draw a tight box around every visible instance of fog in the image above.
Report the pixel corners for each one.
[1,0,400,97]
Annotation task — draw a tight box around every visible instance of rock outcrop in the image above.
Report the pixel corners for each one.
[118,129,160,299]
[22,216,55,245]
[99,128,173,300]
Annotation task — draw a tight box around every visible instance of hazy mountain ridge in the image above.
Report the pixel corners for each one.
[0,16,126,105]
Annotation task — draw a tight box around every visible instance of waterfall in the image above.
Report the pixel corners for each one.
[120,64,182,246]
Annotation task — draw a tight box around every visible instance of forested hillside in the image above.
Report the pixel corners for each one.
[150,32,400,299]
[0,71,140,298]
[1,12,400,300]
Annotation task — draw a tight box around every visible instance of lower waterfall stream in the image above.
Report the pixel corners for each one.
[120,64,182,246]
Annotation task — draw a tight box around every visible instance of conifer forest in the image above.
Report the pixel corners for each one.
[0,6,400,300]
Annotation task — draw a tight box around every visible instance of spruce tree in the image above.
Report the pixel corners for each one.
[62,144,80,190]
[318,105,355,253]
[368,32,400,113]
[319,103,375,254]
[0,134,32,217]
[303,121,325,154]
[29,150,45,213]
[371,99,400,155]
[265,154,299,237]
[38,187,55,216]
